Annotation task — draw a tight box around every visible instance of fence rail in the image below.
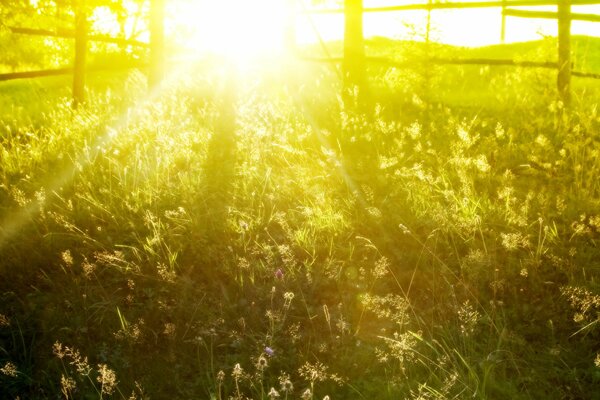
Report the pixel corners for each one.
[302,0,600,105]
[572,70,600,78]
[300,55,559,68]
[502,9,600,21]
[302,54,600,79]
[2,0,600,107]
[0,68,73,81]
[1,0,164,108]
[0,62,147,82]
[304,0,600,13]
[9,26,150,47]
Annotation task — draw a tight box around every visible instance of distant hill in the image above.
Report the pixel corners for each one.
[364,35,600,73]
[464,35,600,72]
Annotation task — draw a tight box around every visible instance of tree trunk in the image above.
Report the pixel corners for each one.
[149,0,165,87]
[72,0,87,108]
[343,0,366,103]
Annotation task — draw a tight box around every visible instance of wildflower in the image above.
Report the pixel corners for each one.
[0,361,18,377]
[97,364,117,395]
[474,154,490,173]
[279,373,293,393]
[268,387,280,399]
[283,291,295,308]
[275,268,284,280]
[336,317,350,334]
[53,341,66,359]
[157,263,176,283]
[283,291,295,301]
[216,370,225,383]
[595,353,600,368]
[256,355,268,371]
[520,268,528,277]
[301,388,313,400]
[232,363,243,380]
[500,232,529,251]
[10,187,29,207]
[458,300,480,336]
[360,294,409,327]
[82,260,96,279]
[265,346,274,357]
[61,250,74,267]
[278,245,295,266]
[60,375,76,398]
[373,257,390,278]
[298,362,328,383]
[238,257,250,270]
[68,348,91,375]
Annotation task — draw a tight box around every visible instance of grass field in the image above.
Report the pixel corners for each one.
[1,38,600,399]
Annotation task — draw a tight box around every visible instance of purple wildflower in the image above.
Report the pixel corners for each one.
[275,268,284,280]
[265,346,274,357]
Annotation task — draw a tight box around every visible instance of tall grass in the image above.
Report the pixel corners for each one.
[1,44,599,399]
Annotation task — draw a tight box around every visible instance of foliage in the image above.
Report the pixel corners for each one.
[0,0,147,73]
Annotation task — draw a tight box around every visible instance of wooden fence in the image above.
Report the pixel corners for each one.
[0,0,165,108]
[304,0,600,105]
[2,0,599,107]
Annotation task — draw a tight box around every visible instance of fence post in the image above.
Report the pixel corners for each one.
[557,0,572,106]
[343,0,366,105]
[149,0,165,87]
[425,0,432,43]
[72,0,87,108]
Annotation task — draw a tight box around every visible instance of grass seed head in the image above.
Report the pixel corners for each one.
[0,361,18,377]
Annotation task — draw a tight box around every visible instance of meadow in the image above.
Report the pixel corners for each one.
[1,38,600,399]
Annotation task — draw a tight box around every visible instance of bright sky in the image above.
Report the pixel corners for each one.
[169,0,289,56]
[299,5,600,47]
[147,0,600,55]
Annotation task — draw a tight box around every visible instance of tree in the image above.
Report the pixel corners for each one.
[0,0,70,71]
[72,0,88,107]
[149,0,165,87]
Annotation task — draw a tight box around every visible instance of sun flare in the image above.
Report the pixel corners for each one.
[170,0,292,59]
[86,0,600,60]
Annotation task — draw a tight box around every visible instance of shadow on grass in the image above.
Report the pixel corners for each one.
[198,67,238,265]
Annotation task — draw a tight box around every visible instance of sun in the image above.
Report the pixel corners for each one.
[170,0,292,59]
